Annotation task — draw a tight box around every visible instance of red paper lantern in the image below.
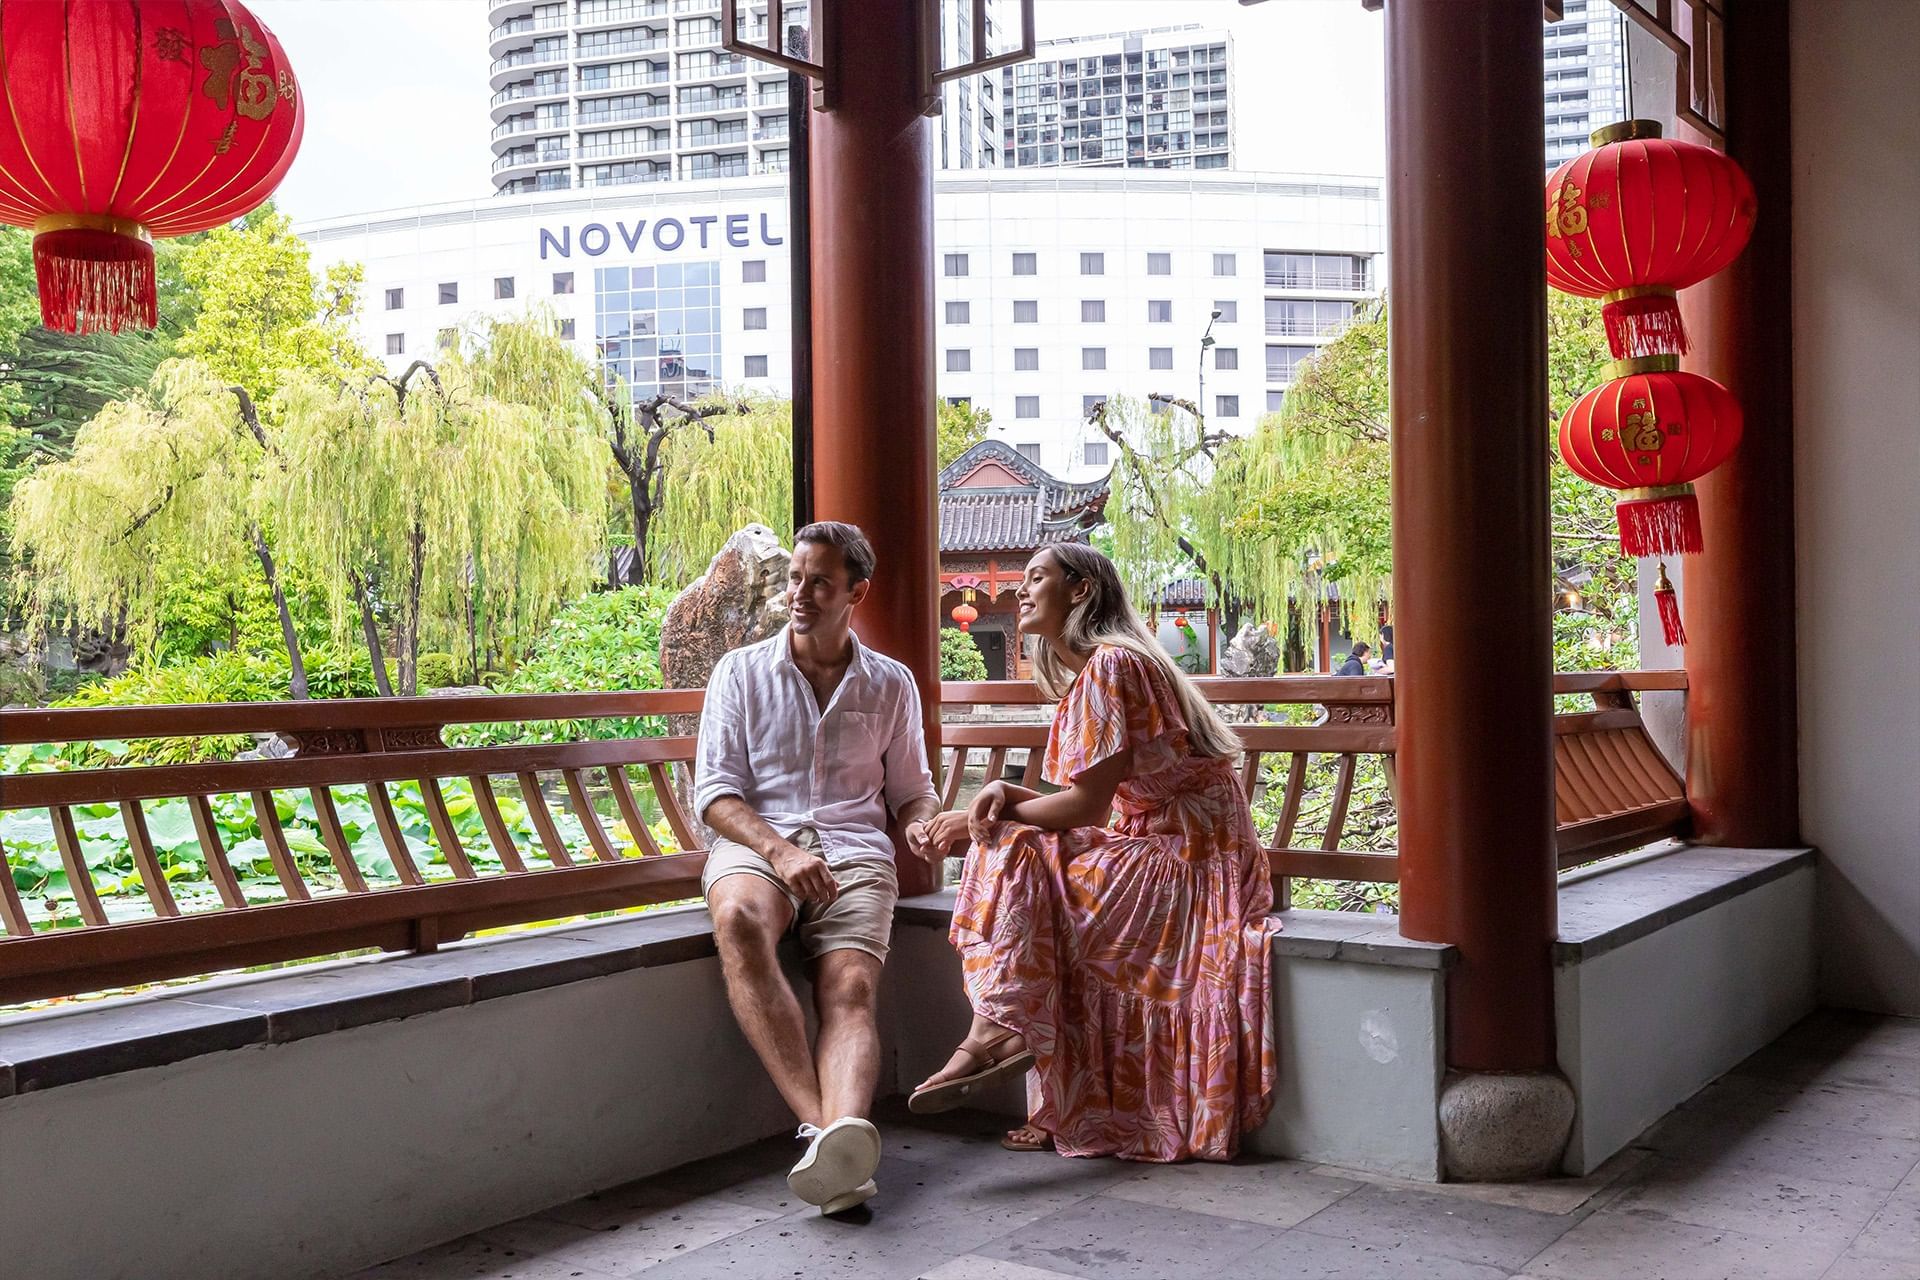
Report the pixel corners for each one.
[1558,356,1744,559]
[1545,120,1756,359]
[950,602,978,632]
[0,0,304,333]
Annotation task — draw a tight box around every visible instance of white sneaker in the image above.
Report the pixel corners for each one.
[819,1178,878,1215]
[787,1117,881,1207]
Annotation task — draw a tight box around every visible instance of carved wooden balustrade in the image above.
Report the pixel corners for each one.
[0,672,1686,1003]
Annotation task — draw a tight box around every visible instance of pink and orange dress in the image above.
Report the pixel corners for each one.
[951,644,1278,1162]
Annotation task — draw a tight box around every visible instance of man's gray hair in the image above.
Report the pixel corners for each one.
[794,520,876,586]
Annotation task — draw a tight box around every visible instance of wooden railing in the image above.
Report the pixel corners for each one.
[0,672,1687,1003]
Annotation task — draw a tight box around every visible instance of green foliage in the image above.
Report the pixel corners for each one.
[414,652,458,690]
[937,398,992,469]
[154,560,331,664]
[940,626,988,682]
[646,398,791,586]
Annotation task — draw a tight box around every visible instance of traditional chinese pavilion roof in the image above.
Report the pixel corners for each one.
[938,440,1111,555]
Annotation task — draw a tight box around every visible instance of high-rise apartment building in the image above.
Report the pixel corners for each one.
[1544,0,1629,169]
[999,26,1233,171]
[487,0,805,196]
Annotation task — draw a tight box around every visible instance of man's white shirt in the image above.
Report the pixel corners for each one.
[693,627,938,870]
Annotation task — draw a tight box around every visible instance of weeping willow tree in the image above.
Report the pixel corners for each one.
[646,397,790,587]
[8,360,315,693]
[271,314,609,694]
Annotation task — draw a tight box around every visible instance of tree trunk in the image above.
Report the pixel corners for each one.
[348,569,394,697]
[398,523,425,696]
[251,524,308,699]
[464,554,480,685]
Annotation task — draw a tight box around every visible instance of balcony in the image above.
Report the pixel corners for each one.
[487,11,566,55]
[578,138,669,159]
[684,158,750,180]
[489,45,569,90]
[680,128,748,151]
[576,34,669,61]
[679,91,749,115]
[577,69,671,94]
[489,78,569,117]
[576,103,668,127]
[576,1,669,31]
[492,147,569,174]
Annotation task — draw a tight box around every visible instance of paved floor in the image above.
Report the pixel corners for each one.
[350,1010,1919,1280]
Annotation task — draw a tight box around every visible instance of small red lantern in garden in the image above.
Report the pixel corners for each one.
[950,602,978,632]
[1545,120,1756,359]
[0,0,304,334]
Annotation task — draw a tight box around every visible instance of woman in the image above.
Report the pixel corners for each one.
[908,544,1277,1163]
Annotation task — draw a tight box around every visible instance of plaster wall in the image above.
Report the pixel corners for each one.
[1789,0,1920,1015]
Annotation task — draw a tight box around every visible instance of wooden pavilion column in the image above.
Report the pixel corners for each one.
[1676,2,1800,848]
[1385,0,1558,1075]
[809,0,940,894]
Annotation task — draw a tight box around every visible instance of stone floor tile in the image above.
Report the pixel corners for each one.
[917,1257,1080,1280]
[1602,1155,1890,1253]
[1100,1155,1363,1229]
[1642,1101,1920,1190]
[1238,1228,1511,1280]
[1525,1211,1846,1280]
[489,1203,784,1271]
[347,1234,623,1280]
[1305,1147,1648,1216]
[1736,1041,1920,1098]
[1820,1248,1920,1280]
[1846,1188,1920,1264]
[1290,1182,1574,1272]
[1677,1074,1920,1144]
[971,1194,1284,1280]
[1790,1011,1920,1062]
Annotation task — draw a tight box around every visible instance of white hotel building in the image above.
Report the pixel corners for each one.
[299,169,1383,481]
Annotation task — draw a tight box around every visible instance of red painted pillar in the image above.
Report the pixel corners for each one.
[809,0,940,894]
[1677,1,1800,848]
[1386,0,1558,1071]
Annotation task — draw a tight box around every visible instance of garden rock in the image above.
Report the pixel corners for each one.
[1219,621,1281,722]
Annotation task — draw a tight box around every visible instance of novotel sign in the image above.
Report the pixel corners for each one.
[538,212,786,259]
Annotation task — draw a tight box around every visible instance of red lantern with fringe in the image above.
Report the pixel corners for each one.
[1558,355,1744,560]
[950,602,978,632]
[1545,120,1756,359]
[0,0,304,334]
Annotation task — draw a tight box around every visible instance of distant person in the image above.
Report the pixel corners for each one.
[1337,641,1372,676]
[910,543,1277,1162]
[696,521,941,1216]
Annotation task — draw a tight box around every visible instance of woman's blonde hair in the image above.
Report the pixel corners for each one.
[1027,543,1242,759]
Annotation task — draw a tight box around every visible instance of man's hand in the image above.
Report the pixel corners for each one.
[904,818,936,865]
[769,841,837,903]
[968,780,1008,844]
[907,811,971,864]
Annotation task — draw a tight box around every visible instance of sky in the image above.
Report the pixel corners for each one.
[254,0,1386,225]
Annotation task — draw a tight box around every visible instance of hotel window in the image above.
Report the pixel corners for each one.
[1012,252,1037,275]
[385,333,405,355]
[1214,299,1237,323]
[1016,396,1040,418]
[1267,390,1287,413]
[1212,253,1236,277]
[1082,395,1104,417]
[437,327,457,349]
[1147,299,1172,323]
[494,276,516,301]
[1082,347,1106,370]
[945,300,970,324]
[558,319,576,340]
[552,272,574,295]
[1016,441,1042,460]
[742,259,767,282]
[1266,344,1317,382]
[1214,347,1239,370]
[1147,252,1171,275]
[438,282,458,305]
[1084,440,1109,466]
[1014,300,1038,323]
[1081,299,1106,323]
[745,355,769,378]
[946,349,971,372]
[1015,348,1039,371]
[1149,347,1173,370]
[944,253,969,277]
[743,307,768,330]
[1080,252,1104,275]
[385,287,404,310]
[1215,394,1240,418]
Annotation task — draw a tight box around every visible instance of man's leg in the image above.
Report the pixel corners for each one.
[706,872,821,1127]
[810,948,884,1122]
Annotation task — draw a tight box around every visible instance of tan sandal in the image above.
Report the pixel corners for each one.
[907,1028,1034,1114]
[1000,1124,1053,1152]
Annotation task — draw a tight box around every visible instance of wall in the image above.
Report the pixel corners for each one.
[1791,0,1920,1014]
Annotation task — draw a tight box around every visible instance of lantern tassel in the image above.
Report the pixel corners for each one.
[1616,488,1703,558]
[1602,290,1689,360]
[1653,562,1686,647]
[32,227,157,334]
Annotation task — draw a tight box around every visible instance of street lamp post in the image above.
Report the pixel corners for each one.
[1198,307,1222,418]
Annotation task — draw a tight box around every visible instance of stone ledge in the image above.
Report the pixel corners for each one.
[1554,843,1815,964]
[898,890,1456,970]
[0,905,719,1098]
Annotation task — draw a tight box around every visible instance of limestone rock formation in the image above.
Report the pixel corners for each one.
[1218,620,1281,723]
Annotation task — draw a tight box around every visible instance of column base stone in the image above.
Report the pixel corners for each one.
[1438,1070,1575,1181]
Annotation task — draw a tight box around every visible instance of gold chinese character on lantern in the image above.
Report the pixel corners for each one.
[1548,180,1589,238]
[1623,410,1665,453]
[199,18,276,121]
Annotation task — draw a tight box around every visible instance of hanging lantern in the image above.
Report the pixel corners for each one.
[1545,120,1756,359]
[950,602,978,632]
[1558,355,1744,560]
[0,0,304,333]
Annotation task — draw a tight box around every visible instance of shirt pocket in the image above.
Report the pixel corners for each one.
[823,710,888,800]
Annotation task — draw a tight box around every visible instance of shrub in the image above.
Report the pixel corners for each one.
[415,652,458,690]
[940,627,988,682]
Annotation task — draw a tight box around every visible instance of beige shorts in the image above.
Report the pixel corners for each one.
[701,827,898,963]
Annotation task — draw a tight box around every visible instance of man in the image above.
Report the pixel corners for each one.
[695,521,941,1216]
[1336,641,1372,676]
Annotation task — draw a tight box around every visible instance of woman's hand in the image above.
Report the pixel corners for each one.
[968,780,1009,844]
[927,809,971,855]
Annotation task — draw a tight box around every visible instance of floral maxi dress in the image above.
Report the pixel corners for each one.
[950,645,1278,1162]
